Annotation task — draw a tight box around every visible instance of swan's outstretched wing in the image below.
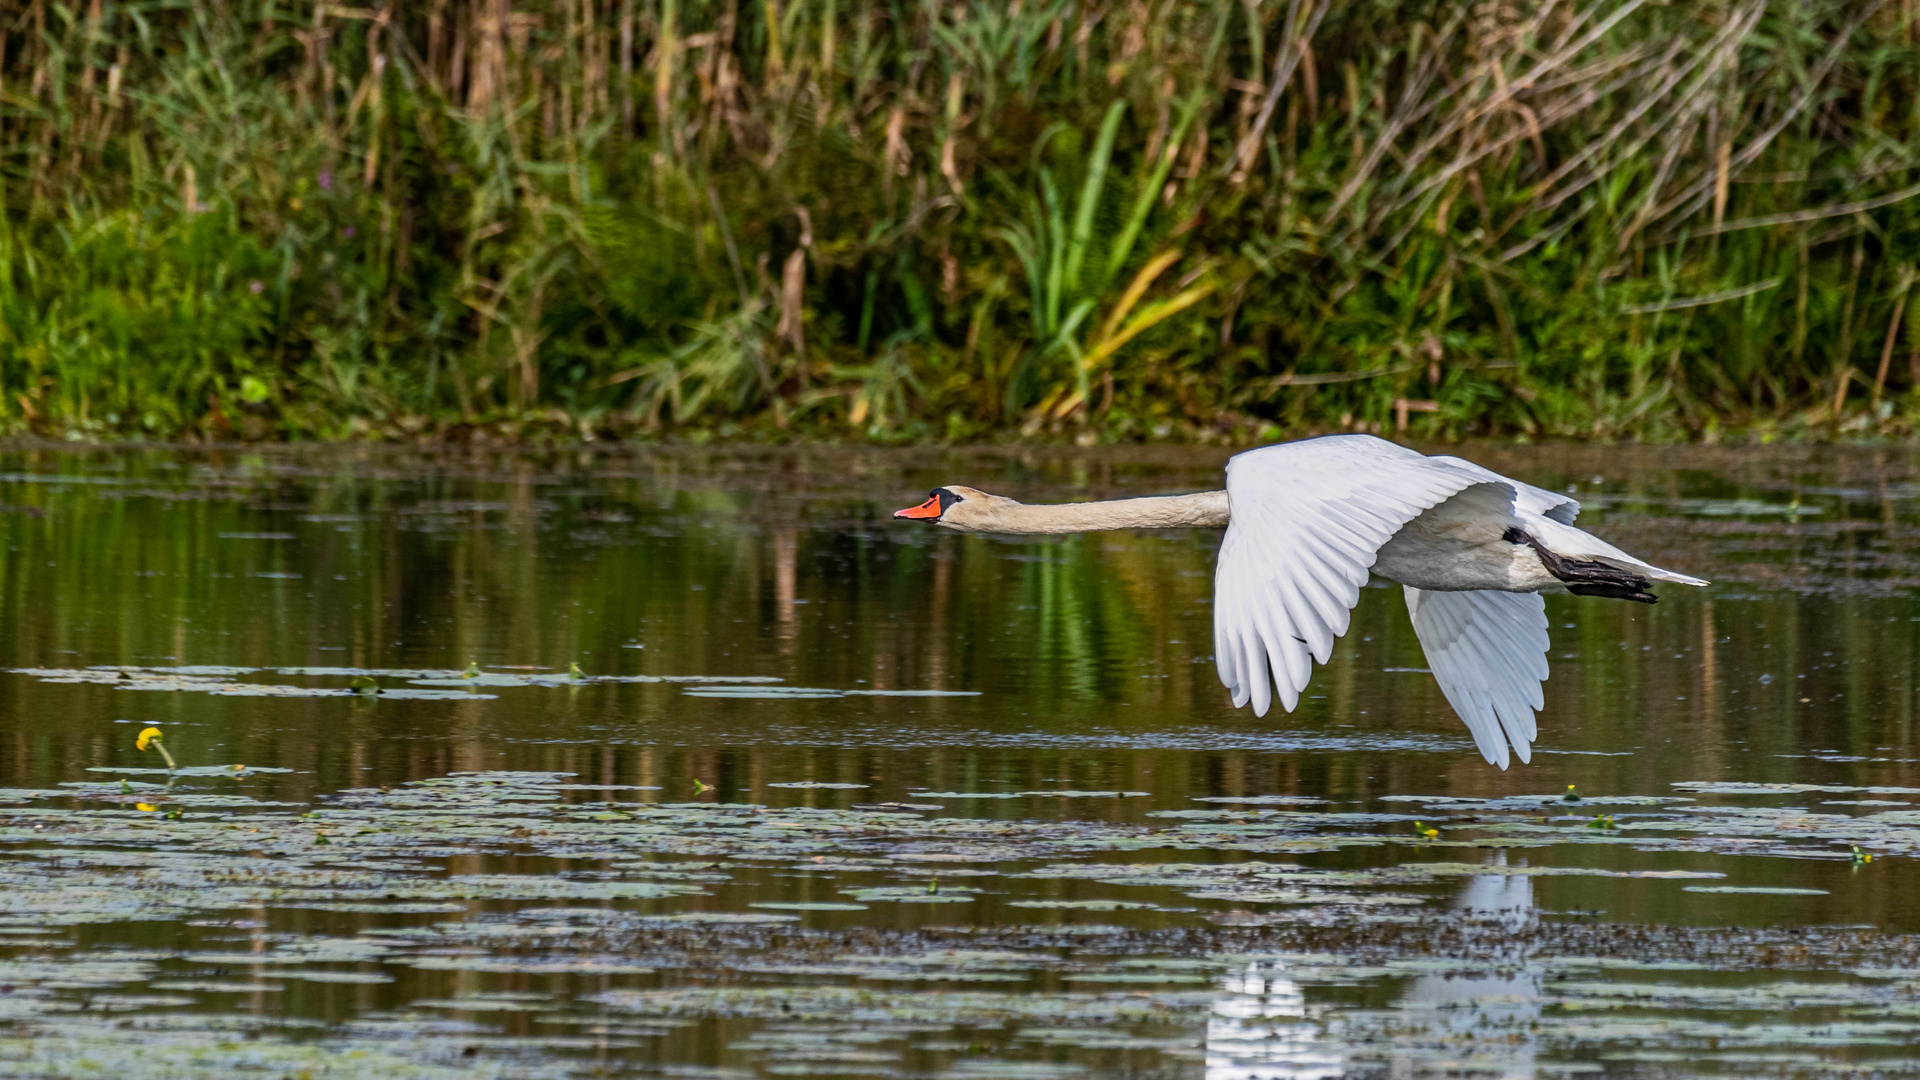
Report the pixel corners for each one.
[1403,587,1549,769]
[1213,436,1493,716]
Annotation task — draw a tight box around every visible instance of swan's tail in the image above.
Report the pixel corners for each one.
[1627,564,1709,587]
[1522,517,1710,592]
[1505,529,1659,603]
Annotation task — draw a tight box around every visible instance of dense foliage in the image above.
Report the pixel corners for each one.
[3,0,1918,442]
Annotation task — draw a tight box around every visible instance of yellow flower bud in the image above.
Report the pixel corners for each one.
[136,727,163,752]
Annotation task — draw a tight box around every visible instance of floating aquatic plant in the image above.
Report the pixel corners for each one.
[7,665,968,706]
[0,766,1898,1076]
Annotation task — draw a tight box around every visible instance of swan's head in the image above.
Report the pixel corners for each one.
[892,486,1007,531]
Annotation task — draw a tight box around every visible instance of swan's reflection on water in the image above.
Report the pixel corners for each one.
[1205,958,1338,1080]
[1388,857,1542,1079]
[1206,855,1543,1080]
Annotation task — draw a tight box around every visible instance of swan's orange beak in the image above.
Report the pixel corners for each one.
[894,494,944,520]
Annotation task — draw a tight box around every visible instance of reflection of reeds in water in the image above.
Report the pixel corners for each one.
[4,1,1920,440]
[1,443,1919,809]
[773,526,798,653]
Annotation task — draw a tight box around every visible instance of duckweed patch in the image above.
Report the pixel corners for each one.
[4,666,986,711]
[6,769,1909,937]
[0,768,1908,1074]
[0,878,1911,1078]
[1,665,799,701]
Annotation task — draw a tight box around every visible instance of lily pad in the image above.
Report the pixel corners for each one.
[843,689,983,697]
[682,686,843,698]
[843,887,978,904]
[767,782,871,790]
[1006,900,1166,911]
[1682,886,1831,895]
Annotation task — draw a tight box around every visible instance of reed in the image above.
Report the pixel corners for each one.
[1,0,1917,443]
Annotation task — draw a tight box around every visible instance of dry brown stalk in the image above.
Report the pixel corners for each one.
[1873,269,1914,408]
[1494,2,1763,250]
[1385,0,1644,195]
[1647,0,1884,229]
[1690,180,1920,238]
[775,207,813,367]
[1226,0,1327,182]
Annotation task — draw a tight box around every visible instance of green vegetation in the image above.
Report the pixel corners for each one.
[4,0,1920,442]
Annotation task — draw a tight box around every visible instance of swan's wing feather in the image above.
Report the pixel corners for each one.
[1404,586,1550,769]
[1214,436,1485,717]
[1430,454,1580,523]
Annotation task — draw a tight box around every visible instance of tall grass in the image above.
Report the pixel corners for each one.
[2,0,1918,443]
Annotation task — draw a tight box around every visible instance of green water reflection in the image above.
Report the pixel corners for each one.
[0,442,1914,1077]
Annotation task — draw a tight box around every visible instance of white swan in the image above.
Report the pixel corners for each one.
[893,434,1706,768]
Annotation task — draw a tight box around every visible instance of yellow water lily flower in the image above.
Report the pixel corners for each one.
[135,803,158,812]
[136,726,178,771]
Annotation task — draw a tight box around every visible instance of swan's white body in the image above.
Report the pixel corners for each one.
[897,434,1706,769]
[1214,436,1702,768]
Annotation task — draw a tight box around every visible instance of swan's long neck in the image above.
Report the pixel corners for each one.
[951,490,1229,533]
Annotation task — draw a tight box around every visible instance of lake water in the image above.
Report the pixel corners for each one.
[0,441,1916,1078]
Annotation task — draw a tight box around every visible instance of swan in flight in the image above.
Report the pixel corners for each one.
[893,434,1705,769]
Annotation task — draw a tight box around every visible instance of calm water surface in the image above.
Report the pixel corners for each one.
[0,442,1917,1078]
